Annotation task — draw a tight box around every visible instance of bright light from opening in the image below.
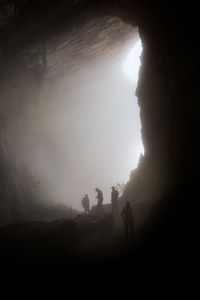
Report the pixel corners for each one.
[123,38,144,168]
[123,39,142,83]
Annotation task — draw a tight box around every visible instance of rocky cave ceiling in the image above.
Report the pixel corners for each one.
[0,0,139,77]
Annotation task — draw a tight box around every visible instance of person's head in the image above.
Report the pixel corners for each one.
[111,186,115,191]
[126,201,130,207]
[95,188,99,192]
[85,194,88,197]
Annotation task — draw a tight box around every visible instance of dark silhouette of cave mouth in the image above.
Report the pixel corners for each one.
[0,1,198,273]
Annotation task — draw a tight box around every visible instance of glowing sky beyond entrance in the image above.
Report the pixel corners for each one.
[123,39,143,83]
[123,39,144,161]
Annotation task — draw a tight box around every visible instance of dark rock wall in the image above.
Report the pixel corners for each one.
[108,1,199,232]
[0,54,43,224]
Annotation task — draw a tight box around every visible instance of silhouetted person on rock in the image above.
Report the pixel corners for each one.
[121,201,135,242]
[95,188,104,216]
[111,186,119,218]
[82,194,90,214]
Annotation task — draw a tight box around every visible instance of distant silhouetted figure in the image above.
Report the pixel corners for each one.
[121,202,135,242]
[95,188,104,216]
[111,186,119,218]
[82,194,90,214]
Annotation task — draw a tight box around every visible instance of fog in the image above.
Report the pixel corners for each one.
[5,36,143,212]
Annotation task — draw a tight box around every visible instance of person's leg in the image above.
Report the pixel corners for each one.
[113,202,116,216]
[96,203,99,215]
[100,202,104,215]
[130,223,135,241]
[112,202,114,216]
[125,222,128,242]
[116,203,118,217]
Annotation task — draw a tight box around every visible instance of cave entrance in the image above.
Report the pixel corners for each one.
[1,15,144,218]
[30,25,144,211]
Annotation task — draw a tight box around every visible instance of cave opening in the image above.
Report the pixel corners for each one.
[36,31,144,212]
[22,29,144,215]
[0,12,144,223]
[0,0,197,272]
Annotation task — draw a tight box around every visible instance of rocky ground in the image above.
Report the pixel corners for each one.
[0,213,138,272]
[0,209,193,286]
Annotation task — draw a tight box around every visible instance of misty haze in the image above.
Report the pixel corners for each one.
[9,34,143,211]
[0,0,195,276]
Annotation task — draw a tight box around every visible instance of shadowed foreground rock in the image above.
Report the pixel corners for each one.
[0,213,129,268]
[0,199,195,280]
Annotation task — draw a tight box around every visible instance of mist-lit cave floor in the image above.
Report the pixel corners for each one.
[0,214,140,270]
[0,211,193,276]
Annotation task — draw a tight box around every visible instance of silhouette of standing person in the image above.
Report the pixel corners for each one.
[81,194,90,214]
[121,201,135,242]
[95,188,104,216]
[111,186,119,218]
